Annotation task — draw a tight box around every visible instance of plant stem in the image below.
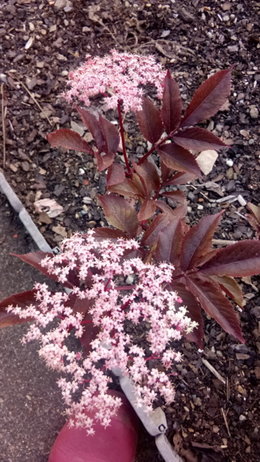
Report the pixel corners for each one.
[117,99,132,175]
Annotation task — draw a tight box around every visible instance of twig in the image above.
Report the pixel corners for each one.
[1,83,6,168]
[201,358,226,385]
[212,238,238,246]
[11,76,52,126]
[221,408,231,437]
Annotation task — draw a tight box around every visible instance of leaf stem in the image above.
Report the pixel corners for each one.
[117,99,132,175]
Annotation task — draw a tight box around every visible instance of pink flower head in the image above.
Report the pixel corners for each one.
[7,231,196,433]
[64,49,165,112]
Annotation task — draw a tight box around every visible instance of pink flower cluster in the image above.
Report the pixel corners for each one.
[7,231,196,434]
[65,49,165,112]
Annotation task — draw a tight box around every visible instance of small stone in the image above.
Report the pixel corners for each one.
[239,415,247,422]
[54,0,67,10]
[227,45,239,53]
[52,225,67,238]
[21,161,30,172]
[9,163,18,173]
[226,167,234,179]
[249,106,258,119]
[240,129,250,138]
[197,205,204,210]
[213,425,219,433]
[226,158,234,167]
[221,2,232,11]
[236,353,250,360]
[82,196,92,205]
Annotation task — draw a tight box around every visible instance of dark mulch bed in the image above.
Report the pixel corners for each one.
[0,0,259,461]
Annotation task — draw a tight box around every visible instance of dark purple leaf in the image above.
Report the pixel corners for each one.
[137,199,157,222]
[173,282,204,347]
[173,127,227,152]
[180,212,223,271]
[185,274,244,343]
[93,228,128,239]
[136,97,164,144]
[47,129,94,155]
[210,275,244,307]
[77,106,106,151]
[12,252,75,288]
[133,158,160,196]
[200,240,260,277]
[159,142,201,176]
[99,115,120,154]
[161,70,182,134]
[107,163,126,187]
[0,289,37,327]
[181,68,231,127]
[98,194,138,237]
[95,151,115,171]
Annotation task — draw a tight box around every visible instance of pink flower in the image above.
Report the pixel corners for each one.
[64,49,165,112]
[7,231,196,433]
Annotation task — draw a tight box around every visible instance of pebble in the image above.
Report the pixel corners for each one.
[227,45,239,53]
[221,2,232,11]
[226,158,234,167]
[249,106,258,119]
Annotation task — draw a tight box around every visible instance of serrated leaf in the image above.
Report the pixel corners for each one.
[136,97,164,143]
[161,70,182,134]
[107,163,125,187]
[0,289,37,327]
[93,228,127,240]
[155,219,184,264]
[98,194,138,237]
[185,274,244,342]
[162,190,186,204]
[173,127,226,152]
[77,106,106,151]
[181,68,231,127]
[133,158,160,195]
[211,275,244,307]
[99,115,120,154]
[12,252,77,288]
[137,199,157,222]
[173,282,204,347]
[142,213,171,247]
[47,129,94,155]
[108,177,143,199]
[159,142,201,176]
[95,151,115,171]
[164,171,197,186]
[200,240,260,277]
[180,212,223,271]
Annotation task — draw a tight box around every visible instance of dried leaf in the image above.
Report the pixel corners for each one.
[196,150,218,175]
[181,68,231,127]
[34,198,64,218]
